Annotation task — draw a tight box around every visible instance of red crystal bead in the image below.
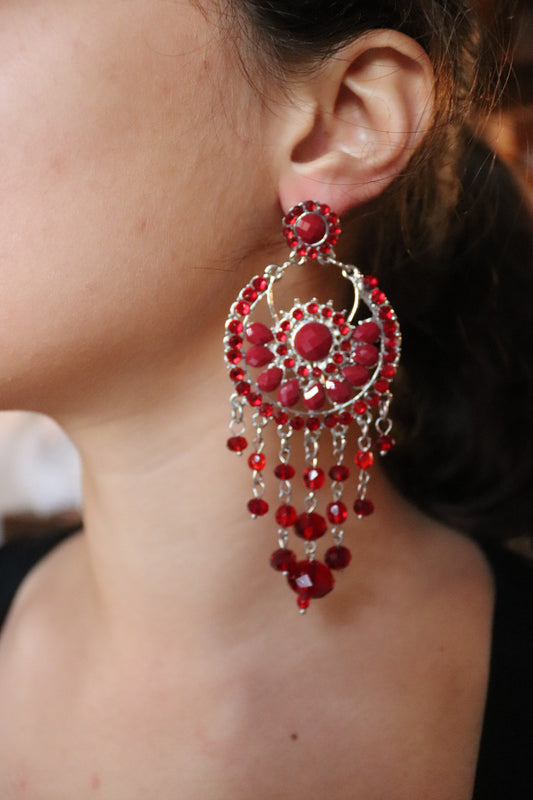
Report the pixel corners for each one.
[298,595,311,612]
[322,306,332,318]
[375,379,390,394]
[343,365,369,386]
[353,400,367,415]
[325,546,352,570]
[248,498,269,516]
[341,340,351,352]
[382,320,397,335]
[303,467,325,490]
[276,344,288,356]
[338,411,353,426]
[329,464,350,481]
[312,367,322,377]
[281,320,291,331]
[294,322,332,361]
[293,308,304,320]
[353,321,380,343]
[333,313,345,325]
[275,504,298,527]
[228,319,243,335]
[245,322,274,345]
[298,366,309,377]
[252,276,268,292]
[227,436,247,453]
[371,289,386,305]
[278,379,300,407]
[379,306,393,320]
[294,512,327,540]
[325,364,336,374]
[354,498,374,517]
[376,433,395,453]
[326,501,348,524]
[229,367,244,382]
[247,393,263,407]
[227,349,242,364]
[236,301,250,315]
[274,463,295,480]
[381,364,396,379]
[276,332,287,343]
[295,212,327,244]
[355,450,374,469]
[303,382,326,410]
[259,402,274,417]
[248,452,266,470]
[274,411,289,425]
[228,335,243,349]
[339,324,350,336]
[290,416,304,430]
[333,352,344,364]
[257,367,283,392]
[354,345,379,367]
[366,392,380,407]
[307,302,319,314]
[304,200,317,211]
[270,548,297,573]
[236,381,250,396]
[288,559,335,598]
[325,413,338,428]
[306,417,321,432]
[326,379,352,403]
[363,275,379,288]
[245,345,275,368]
[242,287,258,303]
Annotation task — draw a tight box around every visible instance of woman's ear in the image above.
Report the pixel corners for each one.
[276,30,435,215]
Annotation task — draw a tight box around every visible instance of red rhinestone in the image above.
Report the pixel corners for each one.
[384,350,397,363]
[295,212,327,244]
[333,352,344,364]
[379,306,393,320]
[325,546,352,570]
[385,336,398,347]
[329,464,350,481]
[293,308,304,320]
[353,400,367,415]
[288,559,335,598]
[304,200,317,211]
[371,289,386,305]
[236,301,250,315]
[303,382,326,411]
[274,463,295,480]
[341,340,351,352]
[312,367,322,377]
[366,392,380,407]
[270,548,297,572]
[298,366,309,377]
[319,204,330,215]
[298,595,311,612]
[257,368,283,392]
[339,324,350,336]
[307,302,319,314]
[227,349,242,364]
[343,365,369,386]
[281,320,291,331]
[327,212,338,223]
[306,417,321,432]
[274,411,289,425]
[381,364,396,379]
[248,498,269,516]
[245,322,274,345]
[325,413,338,428]
[275,504,298,527]
[296,245,307,257]
[353,321,380,343]
[236,381,250,396]
[290,416,304,430]
[338,411,353,426]
[229,367,244,382]
[333,313,345,325]
[248,452,266,470]
[376,433,395,453]
[363,275,378,288]
[355,450,374,469]
[354,498,374,517]
[320,244,331,254]
[325,364,336,374]
[284,358,295,369]
[277,344,288,356]
[383,320,397,335]
[245,345,275,368]
[278,379,300,407]
[354,345,379,367]
[227,436,247,453]
[326,501,348,524]
[322,307,332,318]
[252,276,268,292]
[243,287,258,303]
[303,467,325,490]
[294,322,332,361]
[259,403,274,418]
[276,332,287,343]
[284,206,302,225]
[247,393,262,407]
[294,512,327,541]
[375,379,390,394]
[228,335,243,349]
[326,379,352,403]
[228,319,243,335]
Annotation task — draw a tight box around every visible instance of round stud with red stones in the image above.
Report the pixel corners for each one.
[283,201,341,259]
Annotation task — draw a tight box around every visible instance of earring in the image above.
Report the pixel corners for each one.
[225,202,400,613]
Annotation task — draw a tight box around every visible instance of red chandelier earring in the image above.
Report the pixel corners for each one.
[225,202,401,613]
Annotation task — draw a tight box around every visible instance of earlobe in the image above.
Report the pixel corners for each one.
[278,30,435,215]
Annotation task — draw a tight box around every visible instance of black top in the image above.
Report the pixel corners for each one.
[0,532,531,796]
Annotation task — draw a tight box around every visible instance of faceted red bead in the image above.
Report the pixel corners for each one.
[298,595,311,612]
[248,498,269,516]
[228,335,243,349]
[326,379,352,403]
[304,200,317,211]
[319,203,330,215]
[290,416,304,430]
[242,287,258,303]
[353,321,380,343]
[341,340,352,352]
[381,364,396,379]
[228,319,243,335]
[281,320,291,331]
[333,352,344,364]
[354,345,379,367]
[236,381,250,396]
[245,322,274,345]
[293,308,304,320]
[298,366,309,377]
[383,350,397,363]
[339,324,350,337]
[303,467,325,490]
[227,436,247,453]
[306,417,321,432]
[382,320,397,335]
[276,332,287,343]
[354,498,375,517]
[257,367,283,392]
[366,392,380,407]
[363,275,379,288]
[338,411,353,426]
[355,450,374,470]
[379,306,393,320]
[333,313,345,325]
[343,365,369,386]
[353,400,367,415]
[307,302,319,314]
[229,367,245,382]
[247,392,263,407]
[325,413,338,428]
[329,464,350,481]
[375,379,390,394]
[325,364,336,374]
[227,349,242,364]
[248,452,266,471]
[275,504,298,527]
[274,411,289,425]
[371,289,386,305]
[274,463,295,480]
[236,301,250,315]
[376,433,395,453]
[322,306,333,318]
[252,276,268,292]
[278,379,300,407]
[325,545,352,570]
[270,548,297,573]
[294,512,327,540]
[294,322,332,362]
[326,501,348,524]
[245,345,275,368]
[295,212,327,244]
[259,403,274,418]
[276,344,288,356]
[288,559,335,598]
[303,382,326,410]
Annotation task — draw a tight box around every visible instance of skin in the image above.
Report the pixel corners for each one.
[0,1,494,798]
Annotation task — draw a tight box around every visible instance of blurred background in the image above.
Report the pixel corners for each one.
[0,0,531,541]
